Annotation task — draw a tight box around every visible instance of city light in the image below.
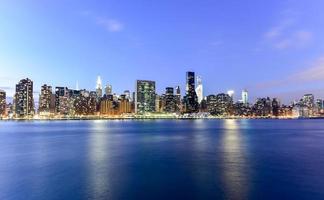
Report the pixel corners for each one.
[0,71,321,119]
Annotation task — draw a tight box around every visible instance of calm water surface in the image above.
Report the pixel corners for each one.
[0,120,324,200]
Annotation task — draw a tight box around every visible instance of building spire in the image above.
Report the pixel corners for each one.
[96,76,102,90]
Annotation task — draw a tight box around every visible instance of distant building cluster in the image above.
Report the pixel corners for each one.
[1,71,324,119]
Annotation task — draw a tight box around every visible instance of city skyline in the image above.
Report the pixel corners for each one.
[1,71,322,119]
[1,1,324,102]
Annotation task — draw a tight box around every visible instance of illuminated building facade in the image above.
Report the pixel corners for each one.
[163,87,176,113]
[242,89,248,105]
[39,84,53,114]
[55,87,69,115]
[184,72,198,113]
[15,78,34,117]
[135,80,156,113]
[195,76,203,104]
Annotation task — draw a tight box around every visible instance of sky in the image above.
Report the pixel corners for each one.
[1,0,324,103]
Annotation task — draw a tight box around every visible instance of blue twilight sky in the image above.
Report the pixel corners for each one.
[1,0,324,103]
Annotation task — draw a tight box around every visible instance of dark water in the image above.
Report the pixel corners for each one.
[0,120,324,200]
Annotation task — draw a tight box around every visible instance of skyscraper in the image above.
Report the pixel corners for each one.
[96,76,103,98]
[0,90,6,116]
[302,94,315,116]
[175,86,181,112]
[195,76,203,104]
[184,71,198,113]
[15,78,34,117]
[164,87,176,113]
[55,87,69,114]
[242,89,248,105]
[39,84,53,114]
[135,80,156,113]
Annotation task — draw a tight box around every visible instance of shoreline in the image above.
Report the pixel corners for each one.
[1,116,324,121]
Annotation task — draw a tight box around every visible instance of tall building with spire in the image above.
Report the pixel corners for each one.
[195,76,203,104]
[96,76,103,98]
[242,89,248,105]
[15,78,34,117]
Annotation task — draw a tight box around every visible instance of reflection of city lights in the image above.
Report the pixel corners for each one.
[222,119,249,199]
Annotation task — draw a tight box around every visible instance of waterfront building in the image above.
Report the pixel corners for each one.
[233,102,251,116]
[135,80,156,113]
[195,76,203,104]
[175,86,181,112]
[89,91,98,114]
[184,72,199,113]
[96,76,103,98]
[39,84,53,115]
[0,90,6,116]
[272,98,280,117]
[163,87,176,113]
[252,97,272,117]
[206,93,232,116]
[155,95,163,113]
[118,94,131,114]
[316,99,324,115]
[15,78,34,117]
[302,94,315,116]
[55,87,69,115]
[100,94,116,115]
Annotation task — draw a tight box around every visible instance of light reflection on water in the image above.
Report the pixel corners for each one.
[221,119,250,200]
[87,121,110,199]
[0,120,324,199]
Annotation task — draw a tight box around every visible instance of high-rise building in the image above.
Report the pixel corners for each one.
[135,80,156,113]
[175,86,181,112]
[206,93,232,116]
[100,94,116,115]
[96,76,103,98]
[302,94,314,108]
[55,87,69,115]
[184,71,198,113]
[163,87,176,113]
[252,97,272,117]
[242,89,248,105]
[0,90,6,116]
[39,84,53,114]
[302,94,315,116]
[105,84,112,96]
[195,76,203,104]
[15,78,34,117]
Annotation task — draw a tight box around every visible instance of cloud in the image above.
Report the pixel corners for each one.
[96,18,124,32]
[264,12,313,50]
[254,56,324,90]
[78,10,124,33]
